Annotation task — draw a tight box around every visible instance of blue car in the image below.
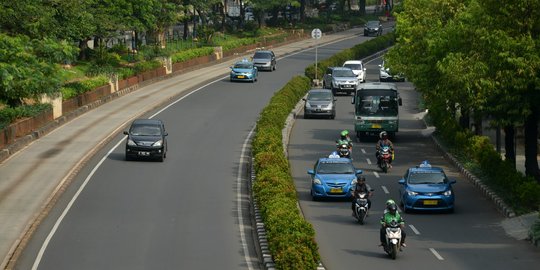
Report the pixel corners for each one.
[398,161,456,213]
[307,155,363,201]
[230,59,258,82]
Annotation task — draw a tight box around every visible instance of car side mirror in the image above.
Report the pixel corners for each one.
[450,179,456,184]
[398,97,403,106]
[334,98,337,101]
[356,169,363,175]
[163,132,168,136]
[307,170,315,175]
[302,98,306,101]
[254,67,257,70]
[123,131,129,135]
[398,179,405,185]
[351,96,355,104]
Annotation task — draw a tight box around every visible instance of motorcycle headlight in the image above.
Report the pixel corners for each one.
[407,190,418,196]
[127,139,136,146]
[153,140,163,147]
[443,190,452,196]
[313,178,322,185]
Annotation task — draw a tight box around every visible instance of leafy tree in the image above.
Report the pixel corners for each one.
[0,34,75,106]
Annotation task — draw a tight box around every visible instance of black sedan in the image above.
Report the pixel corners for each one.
[364,20,383,36]
[123,119,168,161]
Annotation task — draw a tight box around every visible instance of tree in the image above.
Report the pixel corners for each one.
[0,34,76,106]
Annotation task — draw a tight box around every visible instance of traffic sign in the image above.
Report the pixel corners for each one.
[311,28,322,39]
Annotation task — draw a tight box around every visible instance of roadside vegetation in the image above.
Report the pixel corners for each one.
[0,0,381,129]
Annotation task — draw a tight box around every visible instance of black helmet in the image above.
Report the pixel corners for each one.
[387,202,397,214]
[357,175,366,182]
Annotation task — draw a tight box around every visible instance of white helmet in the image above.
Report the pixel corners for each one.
[379,131,388,139]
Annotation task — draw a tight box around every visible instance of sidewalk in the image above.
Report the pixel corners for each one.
[0,26,365,269]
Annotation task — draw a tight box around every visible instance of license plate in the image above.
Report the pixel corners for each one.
[237,75,245,79]
[138,151,150,156]
[330,188,342,194]
[423,200,438,205]
[371,124,382,129]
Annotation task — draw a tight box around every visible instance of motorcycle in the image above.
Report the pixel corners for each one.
[378,145,392,173]
[353,191,372,224]
[337,142,351,159]
[382,220,403,260]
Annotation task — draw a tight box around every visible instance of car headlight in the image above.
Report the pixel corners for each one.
[351,178,357,186]
[127,139,136,146]
[407,190,418,196]
[305,101,311,107]
[153,140,163,147]
[313,178,322,185]
[443,190,452,196]
[389,120,397,125]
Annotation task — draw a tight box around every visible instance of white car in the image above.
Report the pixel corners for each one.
[343,60,366,83]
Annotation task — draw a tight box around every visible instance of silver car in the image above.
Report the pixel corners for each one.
[322,67,359,95]
[252,50,276,71]
[303,89,336,119]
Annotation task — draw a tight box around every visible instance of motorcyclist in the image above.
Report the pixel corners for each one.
[375,131,394,167]
[380,201,406,247]
[336,130,353,153]
[351,176,373,216]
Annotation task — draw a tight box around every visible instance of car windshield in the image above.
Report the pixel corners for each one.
[357,95,398,116]
[334,69,355,77]
[344,64,362,70]
[253,52,271,59]
[234,63,253,69]
[130,125,162,136]
[308,91,333,101]
[367,21,380,27]
[408,172,447,184]
[317,162,355,174]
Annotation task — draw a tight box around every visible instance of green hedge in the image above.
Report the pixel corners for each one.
[60,75,110,100]
[252,76,319,269]
[0,103,52,129]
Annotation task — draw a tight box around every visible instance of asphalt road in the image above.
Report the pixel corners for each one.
[288,58,540,269]
[9,29,375,269]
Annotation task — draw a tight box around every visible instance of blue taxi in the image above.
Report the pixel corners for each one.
[307,153,363,201]
[398,161,456,213]
[230,59,258,82]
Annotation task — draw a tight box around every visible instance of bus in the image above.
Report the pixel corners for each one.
[351,82,402,139]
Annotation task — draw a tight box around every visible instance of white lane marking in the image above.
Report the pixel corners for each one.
[32,139,124,270]
[409,224,420,235]
[366,158,372,165]
[361,149,366,154]
[381,186,389,194]
[430,248,445,260]
[373,171,380,178]
[237,127,256,270]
